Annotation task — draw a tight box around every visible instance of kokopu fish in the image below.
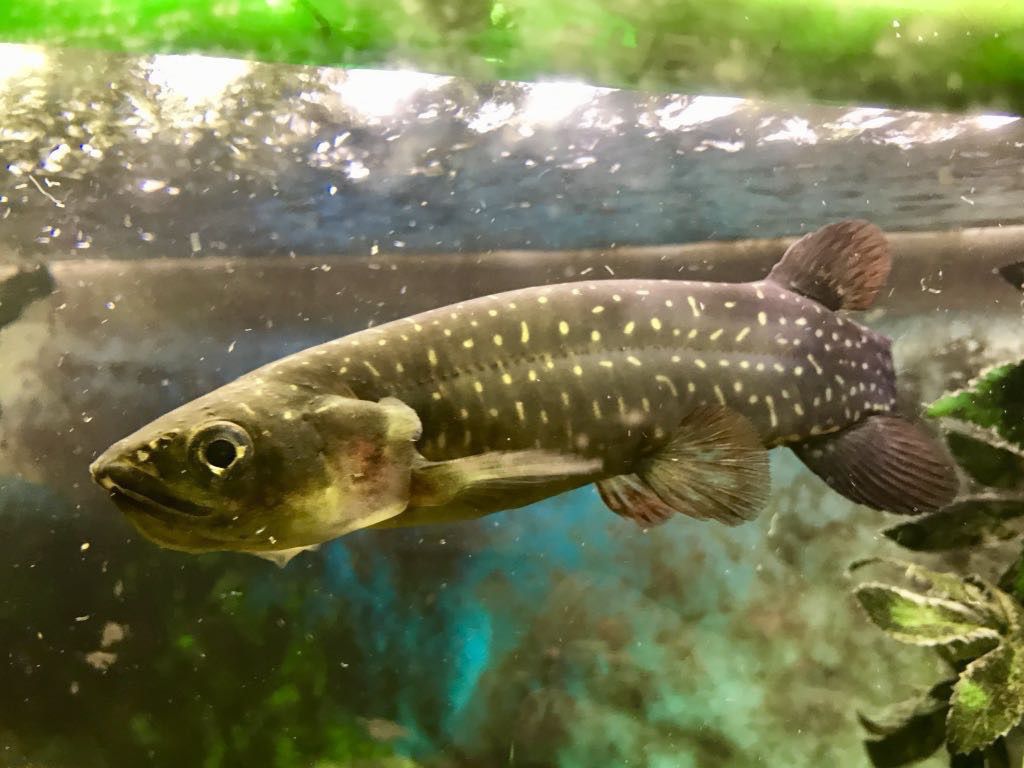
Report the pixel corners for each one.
[89,220,959,564]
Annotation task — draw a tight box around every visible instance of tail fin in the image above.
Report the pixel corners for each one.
[767,220,891,311]
[791,415,959,515]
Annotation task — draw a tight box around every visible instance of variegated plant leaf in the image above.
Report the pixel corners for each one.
[927,361,1024,450]
[855,583,1002,647]
[858,680,954,767]
[947,640,1024,754]
[883,498,1024,552]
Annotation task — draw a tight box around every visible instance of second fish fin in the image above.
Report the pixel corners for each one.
[409,450,604,510]
[598,405,771,527]
[766,219,891,310]
[790,414,959,515]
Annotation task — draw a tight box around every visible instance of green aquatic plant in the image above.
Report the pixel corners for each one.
[852,359,1024,767]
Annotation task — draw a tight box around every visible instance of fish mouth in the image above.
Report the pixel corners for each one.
[91,461,213,519]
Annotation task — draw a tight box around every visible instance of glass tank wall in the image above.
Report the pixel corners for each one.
[1,43,1023,768]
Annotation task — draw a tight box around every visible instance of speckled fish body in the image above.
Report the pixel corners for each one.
[274,277,894,470]
[90,220,959,559]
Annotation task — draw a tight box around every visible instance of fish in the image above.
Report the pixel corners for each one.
[89,219,959,564]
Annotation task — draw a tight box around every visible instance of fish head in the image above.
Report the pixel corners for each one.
[89,381,423,554]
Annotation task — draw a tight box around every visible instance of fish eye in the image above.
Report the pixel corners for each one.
[189,421,253,476]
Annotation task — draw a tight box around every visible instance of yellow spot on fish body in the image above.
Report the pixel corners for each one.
[364,361,381,377]
[502,373,513,385]
[709,328,723,341]
[773,363,785,373]
[624,321,635,335]
[688,296,701,317]
[540,409,549,424]
[713,385,726,405]
[671,355,681,363]
[795,317,807,326]
[474,381,484,393]
[573,365,584,376]
[695,359,707,369]
[559,321,570,336]
[665,299,674,308]
[428,349,438,365]
[650,318,662,331]
[735,327,750,342]
[493,334,503,346]
[463,339,474,349]
[489,407,499,417]
[413,323,423,332]
[378,339,387,346]
[794,366,804,376]
[612,294,622,302]
[431,391,442,400]
[520,322,530,343]
[528,369,538,381]
[765,395,778,427]
[655,374,677,396]
[617,397,627,415]
[561,392,571,406]
[757,311,767,326]
[488,309,498,317]
[537,296,548,304]
[733,381,743,393]
[626,356,642,367]
[599,360,614,368]
[591,330,601,342]
[641,397,651,412]
[444,328,452,337]
[794,403,805,416]
[592,400,602,418]
[284,410,295,420]
[592,305,604,314]
[515,401,526,421]
[724,301,736,308]
[748,394,759,404]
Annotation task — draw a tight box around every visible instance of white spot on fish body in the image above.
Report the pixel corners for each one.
[592,305,605,314]
[757,312,767,326]
[493,334,503,346]
[520,322,530,343]
[559,321,570,336]
[688,296,701,317]
[626,356,642,367]
[694,359,707,369]
[735,327,750,342]
[688,328,698,340]
[624,321,636,335]
[651,318,662,331]
[599,360,614,368]
[474,381,484,393]
[463,339,474,349]
[709,328,723,341]
[591,330,601,342]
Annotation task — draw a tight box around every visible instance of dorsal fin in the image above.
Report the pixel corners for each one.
[766,220,891,310]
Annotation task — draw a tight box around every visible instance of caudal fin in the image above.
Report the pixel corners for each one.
[767,220,891,311]
[790,415,959,515]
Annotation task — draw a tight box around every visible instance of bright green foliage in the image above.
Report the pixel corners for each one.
[1,0,1023,114]
[947,642,1024,754]
[855,560,1024,759]
[927,362,1024,451]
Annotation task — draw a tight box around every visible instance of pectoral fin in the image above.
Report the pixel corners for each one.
[252,544,320,568]
[790,415,959,515]
[409,450,604,511]
[598,405,771,527]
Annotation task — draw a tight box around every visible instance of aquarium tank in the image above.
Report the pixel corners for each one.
[1,3,1024,767]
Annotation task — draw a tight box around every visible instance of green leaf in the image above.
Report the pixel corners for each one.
[854,583,1001,647]
[859,680,954,767]
[948,641,1024,754]
[945,433,1024,490]
[927,361,1024,450]
[883,498,1024,552]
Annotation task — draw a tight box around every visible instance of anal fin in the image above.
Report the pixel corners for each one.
[790,415,959,515]
[598,405,771,527]
[596,474,676,527]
